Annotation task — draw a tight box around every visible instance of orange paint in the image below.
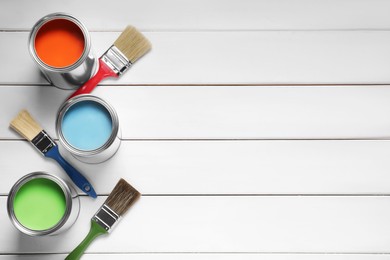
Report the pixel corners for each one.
[34,19,85,68]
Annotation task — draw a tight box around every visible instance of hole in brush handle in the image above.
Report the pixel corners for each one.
[46,146,97,198]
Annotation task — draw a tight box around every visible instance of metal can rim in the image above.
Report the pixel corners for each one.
[28,12,92,72]
[7,172,73,236]
[56,94,120,157]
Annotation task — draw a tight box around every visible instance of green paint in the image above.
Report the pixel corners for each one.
[13,178,66,230]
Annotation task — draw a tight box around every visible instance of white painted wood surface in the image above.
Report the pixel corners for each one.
[1,0,390,258]
[2,140,390,195]
[1,0,390,30]
[3,86,390,139]
[2,32,390,85]
[1,196,390,253]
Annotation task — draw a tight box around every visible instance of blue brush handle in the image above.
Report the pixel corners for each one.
[45,146,97,198]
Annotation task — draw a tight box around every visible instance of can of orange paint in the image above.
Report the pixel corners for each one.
[28,13,97,90]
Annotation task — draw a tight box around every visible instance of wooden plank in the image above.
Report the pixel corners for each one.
[1,254,389,260]
[2,31,390,85]
[1,0,390,30]
[2,140,390,195]
[1,196,390,253]
[2,86,390,139]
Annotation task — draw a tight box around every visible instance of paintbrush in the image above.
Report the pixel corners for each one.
[68,26,151,99]
[66,178,140,260]
[10,110,97,198]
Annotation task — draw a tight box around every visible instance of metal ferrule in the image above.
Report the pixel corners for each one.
[101,45,132,75]
[31,130,56,154]
[92,204,120,232]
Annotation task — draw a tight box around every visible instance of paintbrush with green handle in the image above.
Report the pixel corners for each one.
[66,179,140,260]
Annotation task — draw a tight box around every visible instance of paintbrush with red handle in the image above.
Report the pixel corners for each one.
[68,26,151,99]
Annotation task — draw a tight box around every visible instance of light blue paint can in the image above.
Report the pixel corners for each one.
[62,101,112,151]
[56,95,121,163]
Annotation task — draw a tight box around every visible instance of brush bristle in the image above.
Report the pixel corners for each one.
[113,26,151,63]
[105,178,141,216]
[10,110,42,141]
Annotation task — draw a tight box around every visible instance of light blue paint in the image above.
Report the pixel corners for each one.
[62,101,112,151]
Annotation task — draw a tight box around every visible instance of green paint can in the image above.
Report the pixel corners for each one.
[7,172,80,236]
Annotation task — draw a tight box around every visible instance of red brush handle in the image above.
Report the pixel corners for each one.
[68,59,118,100]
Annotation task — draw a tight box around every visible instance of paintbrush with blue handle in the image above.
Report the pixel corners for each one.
[10,109,97,198]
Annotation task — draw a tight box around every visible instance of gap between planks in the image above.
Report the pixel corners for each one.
[2,252,390,255]
[2,83,390,87]
[4,138,390,141]
[1,194,390,197]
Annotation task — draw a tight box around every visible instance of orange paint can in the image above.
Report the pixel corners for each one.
[29,13,97,89]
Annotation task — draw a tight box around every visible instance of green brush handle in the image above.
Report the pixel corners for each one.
[66,221,108,260]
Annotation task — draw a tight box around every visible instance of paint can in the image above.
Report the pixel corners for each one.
[28,13,97,90]
[7,172,80,236]
[56,95,121,164]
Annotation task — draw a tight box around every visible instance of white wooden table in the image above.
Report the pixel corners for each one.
[1,0,390,259]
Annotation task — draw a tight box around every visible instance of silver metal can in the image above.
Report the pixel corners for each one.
[28,13,97,89]
[56,95,121,164]
[7,172,80,236]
